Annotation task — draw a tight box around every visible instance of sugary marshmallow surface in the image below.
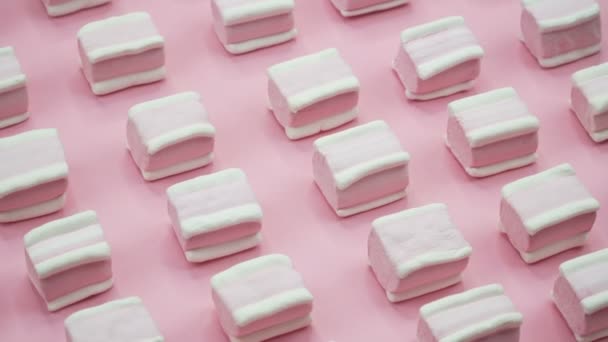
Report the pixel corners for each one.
[571,63,608,143]
[127,92,216,181]
[521,0,602,68]
[0,129,68,223]
[418,284,523,342]
[211,254,313,342]
[329,0,408,17]
[313,120,409,217]
[268,48,360,139]
[446,87,540,177]
[40,0,111,17]
[77,12,166,95]
[0,47,29,129]
[554,249,608,342]
[369,203,472,302]
[211,0,297,54]
[500,164,600,263]
[167,168,262,263]
[24,211,112,311]
[393,16,485,101]
[65,297,163,342]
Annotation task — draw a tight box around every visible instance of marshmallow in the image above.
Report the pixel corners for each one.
[393,16,485,101]
[77,12,166,95]
[40,0,110,17]
[571,63,608,143]
[24,211,113,311]
[499,164,600,263]
[211,254,313,342]
[211,0,297,54]
[0,47,29,129]
[268,48,360,139]
[553,249,608,342]
[369,203,472,302]
[0,129,69,223]
[521,0,602,68]
[446,87,540,177]
[127,92,215,181]
[418,284,523,342]
[313,120,409,217]
[329,0,408,17]
[166,168,262,263]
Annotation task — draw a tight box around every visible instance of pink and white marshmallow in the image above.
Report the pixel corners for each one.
[313,120,410,217]
[40,0,110,17]
[167,168,262,263]
[553,249,608,342]
[393,16,485,101]
[571,63,608,143]
[127,92,215,181]
[499,164,600,264]
[0,47,29,129]
[446,87,540,177]
[24,211,113,311]
[77,12,165,95]
[521,0,602,68]
[0,129,68,223]
[329,0,408,17]
[418,284,524,342]
[65,297,163,342]
[268,48,360,139]
[211,254,314,342]
[368,203,472,302]
[211,0,297,54]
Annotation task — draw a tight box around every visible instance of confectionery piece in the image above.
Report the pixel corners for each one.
[571,63,608,143]
[329,0,408,17]
[500,164,599,264]
[211,0,297,54]
[211,254,313,342]
[40,0,110,17]
[24,211,112,311]
[553,249,608,342]
[521,0,601,68]
[167,168,262,263]
[313,120,409,217]
[0,47,29,129]
[77,12,165,95]
[65,297,164,342]
[418,284,523,341]
[0,129,69,223]
[446,87,540,177]
[268,48,359,139]
[127,92,215,181]
[393,16,484,101]
[368,203,472,302]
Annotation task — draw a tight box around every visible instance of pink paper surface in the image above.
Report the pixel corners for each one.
[0,1,607,341]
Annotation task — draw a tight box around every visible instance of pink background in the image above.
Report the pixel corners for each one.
[1,0,607,341]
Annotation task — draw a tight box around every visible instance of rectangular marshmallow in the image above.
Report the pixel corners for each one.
[0,129,69,223]
[166,168,262,263]
[24,211,113,311]
[521,0,601,68]
[571,63,608,143]
[554,249,608,342]
[211,254,314,342]
[393,16,485,101]
[40,0,111,17]
[368,203,472,302]
[268,48,360,139]
[77,12,166,95]
[0,47,29,129]
[446,87,540,177]
[211,0,297,54]
[500,164,600,263]
[329,0,408,17]
[127,92,215,181]
[65,297,164,342]
[313,120,409,217]
[418,284,523,342]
